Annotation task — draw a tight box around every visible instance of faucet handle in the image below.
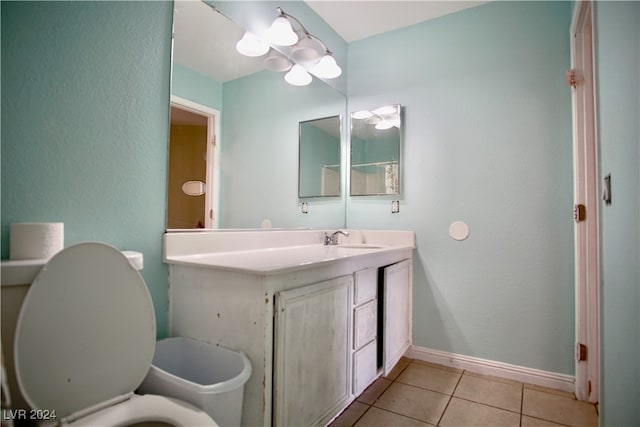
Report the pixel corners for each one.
[323,233,333,245]
[323,230,350,245]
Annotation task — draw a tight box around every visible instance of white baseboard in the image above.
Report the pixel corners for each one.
[406,345,575,394]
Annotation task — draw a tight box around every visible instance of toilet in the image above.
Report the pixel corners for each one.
[13,242,218,426]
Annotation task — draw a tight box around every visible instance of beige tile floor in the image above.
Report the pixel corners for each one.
[330,358,599,427]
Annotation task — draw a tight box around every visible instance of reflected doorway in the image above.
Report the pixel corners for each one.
[167,96,220,229]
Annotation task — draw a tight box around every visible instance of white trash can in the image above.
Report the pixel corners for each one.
[138,337,252,427]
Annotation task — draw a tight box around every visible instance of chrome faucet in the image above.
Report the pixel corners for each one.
[324,230,349,245]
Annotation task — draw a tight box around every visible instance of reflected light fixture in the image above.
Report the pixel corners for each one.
[352,110,374,119]
[263,49,293,72]
[311,53,342,79]
[375,120,395,130]
[235,7,342,86]
[265,15,298,46]
[235,32,270,57]
[291,36,324,65]
[354,105,401,129]
[285,64,312,86]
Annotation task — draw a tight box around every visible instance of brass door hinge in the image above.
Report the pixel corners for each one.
[573,204,586,222]
[576,343,588,361]
[566,69,578,88]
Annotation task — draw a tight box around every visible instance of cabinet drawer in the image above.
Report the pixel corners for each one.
[354,268,377,305]
[353,340,378,395]
[353,300,377,349]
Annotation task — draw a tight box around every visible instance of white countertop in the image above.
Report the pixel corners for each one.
[165,243,413,275]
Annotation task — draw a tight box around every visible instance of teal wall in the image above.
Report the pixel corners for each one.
[347,1,575,374]
[172,63,222,110]
[220,69,346,228]
[594,2,640,425]
[1,1,173,338]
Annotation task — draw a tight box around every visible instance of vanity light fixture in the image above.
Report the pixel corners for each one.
[264,15,298,46]
[235,32,270,57]
[236,7,342,86]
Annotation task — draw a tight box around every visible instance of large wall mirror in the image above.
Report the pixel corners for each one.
[299,116,341,198]
[169,1,347,230]
[350,104,402,196]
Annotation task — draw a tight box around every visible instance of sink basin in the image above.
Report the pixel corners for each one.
[338,244,385,249]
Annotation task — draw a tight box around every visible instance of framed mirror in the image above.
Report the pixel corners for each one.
[299,116,341,198]
[350,104,402,196]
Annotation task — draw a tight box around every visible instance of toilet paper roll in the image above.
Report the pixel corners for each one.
[10,222,64,260]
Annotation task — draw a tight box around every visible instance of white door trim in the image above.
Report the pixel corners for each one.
[570,0,600,403]
[170,95,221,229]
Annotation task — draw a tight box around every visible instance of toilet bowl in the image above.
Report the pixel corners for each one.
[12,242,218,426]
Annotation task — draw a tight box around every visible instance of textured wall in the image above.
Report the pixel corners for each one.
[1,1,173,337]
[347,1,575,374]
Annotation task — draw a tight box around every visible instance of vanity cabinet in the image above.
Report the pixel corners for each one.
[274,276,352,427]
[165,233,413,427]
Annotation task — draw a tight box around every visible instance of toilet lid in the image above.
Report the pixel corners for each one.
[14,242,156,420]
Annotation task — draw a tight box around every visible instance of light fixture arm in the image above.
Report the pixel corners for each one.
[276,7,332,54]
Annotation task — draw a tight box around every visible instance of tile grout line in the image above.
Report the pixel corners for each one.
[348,402,370,427]
[435,368,465,426]
[349,359,413,427]
[519,381,524,427]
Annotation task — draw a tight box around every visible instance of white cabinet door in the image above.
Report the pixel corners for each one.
[274,276,352,427]
[383,259,412,375]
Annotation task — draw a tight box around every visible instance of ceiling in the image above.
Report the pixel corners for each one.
[305,1,488,43]
[172,1,488,83]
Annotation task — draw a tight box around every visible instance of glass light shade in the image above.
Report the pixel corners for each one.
[291,37,323,65]
[265,17,298,46]
[372,105,397,116]
[235,32,269,57]
[263,50,293,72]
[375,120,394,130]
[311,54,342,79]
[284,64,312,86]
[364,116,382,125]
[352,110,373,119]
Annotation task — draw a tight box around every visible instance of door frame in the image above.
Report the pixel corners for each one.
[570,0,600,403]
[170,95,220,229]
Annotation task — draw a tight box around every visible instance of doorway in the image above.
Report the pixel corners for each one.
[168,96,220,229]
[570,0,599,404]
